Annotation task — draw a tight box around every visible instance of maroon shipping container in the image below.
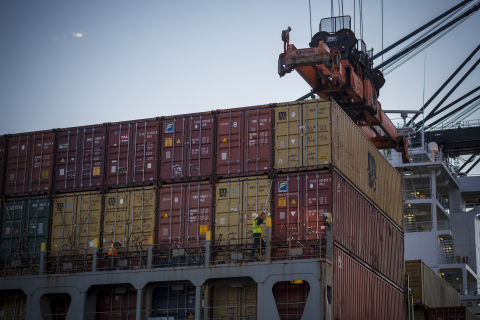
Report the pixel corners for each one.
[5,130,55,196]
[54,124,106,192]
[0,136,6,194]
[158,181,213,250]
[106,119,159,188]
[216,105,273,177]
[160,112,215,182]
[334,248,406,320]
[97,286,143,320]
[427,307,477,320]
[333,172,404,288]
[273,281,310,320]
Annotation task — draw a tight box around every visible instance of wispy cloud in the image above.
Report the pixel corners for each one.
[72,32,84,38]
[53,35,66,42]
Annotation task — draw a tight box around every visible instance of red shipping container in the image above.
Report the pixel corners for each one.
[160,112,215,182]
[333,172,404,288]
[427,307,477,320]
[5,130,55,196]
[106,119,159,188]
[334,248,406,320]
[273,281,310,320]
[216,105,273,177]
[158,182,213,250]
[0,136,6,194]
[97,286,143,320]
[54,124,106,192]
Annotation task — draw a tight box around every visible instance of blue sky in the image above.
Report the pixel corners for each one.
[1,1,479,150]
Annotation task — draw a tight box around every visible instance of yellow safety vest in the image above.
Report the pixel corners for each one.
[108,244,118,257]
[253,219,261,234]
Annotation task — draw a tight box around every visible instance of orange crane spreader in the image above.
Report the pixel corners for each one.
[278,16,409,162]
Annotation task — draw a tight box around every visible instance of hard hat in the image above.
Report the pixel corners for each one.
[252,213,258,219]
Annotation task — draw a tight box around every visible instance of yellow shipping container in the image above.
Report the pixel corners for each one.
[210,278,257,320]
[405,260,460,308]
[274,99,403,229]
[215,176,271,246]
[103,186,155,249]
[51,191,102,255]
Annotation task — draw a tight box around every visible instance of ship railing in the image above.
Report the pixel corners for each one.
[152,242,206,269]
[0,252,42,277]
[204,304,257,320]
[147,308,195,320]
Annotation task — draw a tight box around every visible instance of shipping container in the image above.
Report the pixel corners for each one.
[0,136,7,195]
[334,248,406,320]
[96,286,142,320]
[272,281,310,320]
[103,186,155,249]
[46,293,71,320]
[427,307,477,320]
[0,196,50,261]
[214,176,272,247]
[333,172,404,288]
[0,290,27,320]
[5,131,55,196]
[50,191,102,256]
[274,99,403,229]
[160,112,215,182]
[106,119,159,188]
[54,125,106,192]
[405,260,460,308]
[209,278,256,320]
[216,105,273,178]
[152,283,196,319]
[158,181,213,250]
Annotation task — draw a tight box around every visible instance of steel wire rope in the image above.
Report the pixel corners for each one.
[427,99,480,129]
[309,0,313,39]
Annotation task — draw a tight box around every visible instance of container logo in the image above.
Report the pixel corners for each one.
[56,203,63,212]
[367,151,377,192]
[278,112,287,121]
[165,123,174,133]
[219,188,228,197]
[59,143,69,149]
[278,181,287,192]
[120,133,129,143]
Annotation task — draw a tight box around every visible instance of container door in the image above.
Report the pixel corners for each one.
[28,132,55,194]
[304,173,330,241]
[215,179,243,245]
[104,189,130,248]
[188,113,214,180]
[77,192,102,255]
[129,187,155,246]
[26,197,50,258]
[0,198,27,260]
[0,137,7,194]
[80,125,106,190]
[51,194,77,254]
[244,177,271,243]
[5,135,30,195]
[132,119,159,185]
[274,175,301,242]
[244,106,272,175]
[106,124,132,187]
[185,183,213,249]
[217,110,242,176]
[274,103,303,171]
[161,117,187,180]
[158,185,184,249]
[304,100,332,168]
[55,129,81,192]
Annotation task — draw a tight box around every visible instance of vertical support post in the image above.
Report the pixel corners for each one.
[265,218,271,261]
[195,286,202,320]
[205,231,211,266]
[39,242,47,275]
[136,289,143,320]
[92,239,99,272]
[147,235,154,269]
[431,169,438,231]
[203,283,210,320]
[144,284,154,319]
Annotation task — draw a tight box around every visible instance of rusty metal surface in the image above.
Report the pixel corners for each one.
[333,172,404,288]
[5,131,55,196]
[160,112,215,182]
[106,119,159,188]
[334,248,406,320]
[158,181,213,250]
[272,281,310,320]
[216,105,273,178]
[54,125,106,192]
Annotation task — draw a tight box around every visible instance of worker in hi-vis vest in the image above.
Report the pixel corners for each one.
[108,241,120,270]
[250,210,266,259]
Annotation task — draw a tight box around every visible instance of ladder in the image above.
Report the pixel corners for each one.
[403,177,416,200]
[442,239,456,264]
[404,209,417,232]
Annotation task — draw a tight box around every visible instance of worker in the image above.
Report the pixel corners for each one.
[107,241,120,271]
[250,210,266,260]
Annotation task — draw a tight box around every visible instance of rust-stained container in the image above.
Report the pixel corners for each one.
[50,191,102,255]
[5,130,55,196]
[209,278,257,320]
[405,260,460,308]
[54,124,106,192]
[160,112,215,182]
[273,281,310,320]
[333,172,404,288]
[96,286,142,320]
[0,136,7,195]
[274,99,403,229]
[216,105,273,178]
[334,248,406,320]
[106,118,159,188]
[214,176,271,246]
[103,186,155,248]
[157,181,213,249]
[427,307,477,320]
[0,290,27,320]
